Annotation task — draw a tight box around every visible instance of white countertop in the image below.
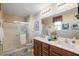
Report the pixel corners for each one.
[33,37,79,55]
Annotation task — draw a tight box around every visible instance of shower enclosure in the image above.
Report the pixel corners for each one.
[0,21,29,55]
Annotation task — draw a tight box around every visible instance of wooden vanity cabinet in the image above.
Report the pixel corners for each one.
[42,42,49,56]
[34,40,37,55]
[34,39,42,56]
[33,39,78,56]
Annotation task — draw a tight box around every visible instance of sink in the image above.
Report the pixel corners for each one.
[57,39,75,49]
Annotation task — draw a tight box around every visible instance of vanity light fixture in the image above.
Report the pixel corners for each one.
[40,8,51,15]
[13,21,26,24]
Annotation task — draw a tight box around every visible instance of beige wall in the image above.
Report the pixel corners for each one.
[0,3,24,22]
[57,11,79,39]
[42,18,52,35]
[42,18,52,26]
[4,14,25,22]
[0,10,4,19]
[28,18,35,42]
[63,11,78,23]
[42,11,79,39]
[0,4,5,20]
[27,15,42,43]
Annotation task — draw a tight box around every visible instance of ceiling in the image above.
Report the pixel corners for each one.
[2,3,56,17]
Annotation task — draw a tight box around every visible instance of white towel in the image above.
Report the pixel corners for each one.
[20,34,26,45]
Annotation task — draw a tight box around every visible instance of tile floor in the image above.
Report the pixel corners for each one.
[3,48,33,56]
[1,44,33,56]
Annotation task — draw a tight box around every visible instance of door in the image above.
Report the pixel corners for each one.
[3,23,21,52]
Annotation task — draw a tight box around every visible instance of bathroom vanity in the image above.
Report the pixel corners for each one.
[33,37,79,56]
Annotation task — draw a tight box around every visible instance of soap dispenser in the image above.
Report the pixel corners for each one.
[48,35,52,41]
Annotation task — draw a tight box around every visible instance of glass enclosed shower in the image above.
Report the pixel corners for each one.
[0,21,29,55]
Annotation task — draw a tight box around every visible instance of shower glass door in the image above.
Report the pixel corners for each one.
[2,22,21,53]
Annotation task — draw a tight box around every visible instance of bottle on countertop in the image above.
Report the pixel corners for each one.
[48,35,52,41]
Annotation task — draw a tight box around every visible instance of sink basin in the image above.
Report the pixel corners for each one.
[57,40,75,49]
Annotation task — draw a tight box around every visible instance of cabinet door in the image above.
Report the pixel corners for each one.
[34,39,42,56]
[37,40,42,56]
[34,39,38,56]
[42,42,49,56]
[3,23,20,52]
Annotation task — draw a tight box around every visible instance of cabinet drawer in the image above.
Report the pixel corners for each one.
[42,51,49,56]
[42,49,49,53]
[42,42,49,49]
[42,48,49,56]
[42,47,49,51]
